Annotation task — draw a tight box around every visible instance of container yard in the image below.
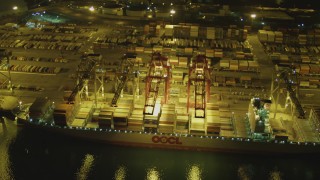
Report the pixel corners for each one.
[257,27,320,103]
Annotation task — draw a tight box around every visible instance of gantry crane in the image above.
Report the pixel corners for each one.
[67,55,97,104]
[187,55,211,118]
[277,69,305,118]
[144,52,171,115]
[271,66,305,119]
[111,53,137,107]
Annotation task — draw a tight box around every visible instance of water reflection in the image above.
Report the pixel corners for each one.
[269,169,282,180]
[2,119,320,179]
[114,165,127,180]
[146,167,161,180]
[76,154,95,180]
[237,164,254,180]
[186,164,203,180]
[0,119,16,180]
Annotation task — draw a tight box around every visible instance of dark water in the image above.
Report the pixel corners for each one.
[1,120,320,180]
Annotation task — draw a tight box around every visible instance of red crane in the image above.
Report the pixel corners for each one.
[187,55,211,118]
[144,52,171,115]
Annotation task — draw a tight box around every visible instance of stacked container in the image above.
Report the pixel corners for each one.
[184,47,193,55]
[205,49,214,58]
[113,99,133,130]
[239,61,248,71]
[143,25,149,35]
[229,60,239,71]
[190,116,205,135]
[178,56,188,68]
[248,61,259,72]
[190,25,199,38]
[235,51,245,59]
[169,56,179,66]
[159,104,175,133]
[206,103,220,135]
[29,97,51,121]
[300,55,310,63]
[215,76,226,85]
[198,26,207,39]
[165,25,174,37]
[149,22,156,36]
[156,25,161,36]
[258,30,268,43]
[279,54,289,63]
[97,108,113,128]
[292,119,318,142]
[206,27,215,40]
[219,105,233,133]
[128,107,143,131]
[174,106,188,134]
[299,64,310,75]
[226,77,236,86]
[1,65,62,74]
[215,28,224,40]
[214,49,223,58]
[53,103,75,126]
[174,25,190,38]
[113,107,129,130]
[71,101,93,127]
[298,34,307,45]
[274,31,283,44]
[309,64,320,74]
[267,31,275,43]
[309,79,319,88]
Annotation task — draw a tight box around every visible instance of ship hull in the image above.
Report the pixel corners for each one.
[23,122,320,154]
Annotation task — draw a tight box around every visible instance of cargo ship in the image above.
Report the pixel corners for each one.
[15,97,320,154]
[12,53,320,154]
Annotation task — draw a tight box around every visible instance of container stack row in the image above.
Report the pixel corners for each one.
[175,106,189,134]
[299,78,320,89]
[54,94,80,126]
[259,29,320,45]
[71,101,93,127]
[293,119,319,142]
[212,75,253,87]
[205,49,224,58]
[30,34,81,42]
[164,25,247,41]
[0,64,62,74]
[218,106,234,137]
[206,104,221,135]
[219,59,259,72]
[28,97,51,121]
[190,26,199,38]
[190,116,205,135]
[233,117,249,138]
[158,104,175,133]
[113,99,133,130]
[0,39,82,51]
[11,56,68,63]
[53,103,76,126]
[128,39,250,57]
[295,64,320,75]
[94,107,113,129]
[127,105,143,131]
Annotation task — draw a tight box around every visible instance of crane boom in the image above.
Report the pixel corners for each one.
[67,59,96,103]
[278,70,305,118]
